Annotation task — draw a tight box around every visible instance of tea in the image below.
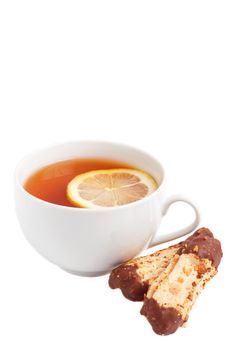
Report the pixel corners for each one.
[24,158,132,207]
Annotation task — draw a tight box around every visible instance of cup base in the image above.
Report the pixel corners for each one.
[60,267,109,277]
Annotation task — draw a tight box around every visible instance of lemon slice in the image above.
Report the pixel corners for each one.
[67,168,158,208]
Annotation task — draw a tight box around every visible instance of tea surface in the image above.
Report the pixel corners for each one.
[24,158,132,207]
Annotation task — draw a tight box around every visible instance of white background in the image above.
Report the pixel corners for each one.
[0,1,235,349]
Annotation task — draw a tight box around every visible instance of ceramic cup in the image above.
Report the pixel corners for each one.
[15,141,200,276]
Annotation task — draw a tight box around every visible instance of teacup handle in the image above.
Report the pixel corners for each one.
[148,194,200,248]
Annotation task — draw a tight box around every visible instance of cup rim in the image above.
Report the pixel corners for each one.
[14,139,165,213]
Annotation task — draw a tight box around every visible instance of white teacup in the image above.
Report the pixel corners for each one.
[15,141,200,276]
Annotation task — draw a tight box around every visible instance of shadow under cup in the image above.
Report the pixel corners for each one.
[14,141,166,276]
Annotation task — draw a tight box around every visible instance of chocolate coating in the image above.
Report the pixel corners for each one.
[178,227,223,268]
[141,297,184,335]
[109,264,148,301]
[188,227,213,239]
